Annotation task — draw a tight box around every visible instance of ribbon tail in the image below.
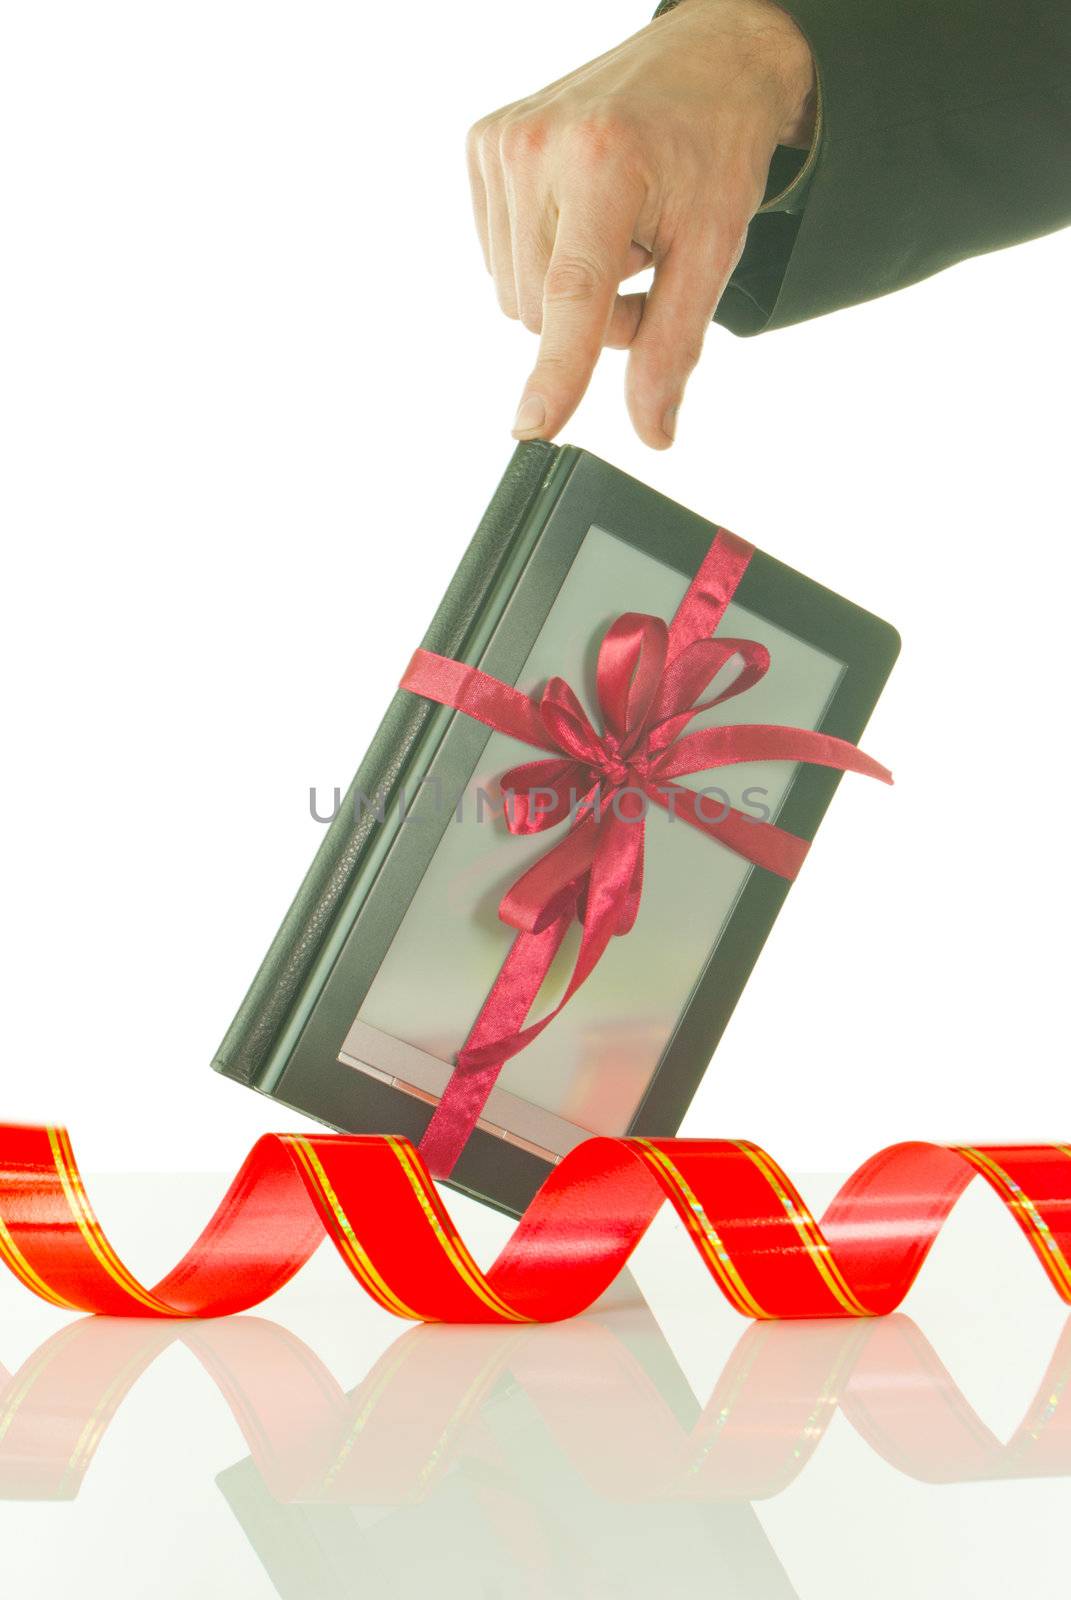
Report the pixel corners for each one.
[422,808,648,1178]
[650,784,810,881]
[460,812,644,1074]
[499,815,598,932]
[656,724,893,785]
[417,916,572,1179]
[498,759,592,836]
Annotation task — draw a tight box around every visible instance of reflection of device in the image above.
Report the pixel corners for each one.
[215,1291,803,1600]
[214,442,899,1214]
[216,1453,801,1600]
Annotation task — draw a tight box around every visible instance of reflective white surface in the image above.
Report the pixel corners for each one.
[1,1171,1068,1598]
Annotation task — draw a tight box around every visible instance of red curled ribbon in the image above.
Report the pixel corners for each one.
[3,1124,1071,1322]
[401,529,892,1175]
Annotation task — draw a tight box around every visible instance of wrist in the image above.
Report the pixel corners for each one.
[764,5,817,148]
[665,0,817,149]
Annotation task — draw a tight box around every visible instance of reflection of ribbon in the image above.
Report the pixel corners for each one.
[2,1123,1071,1321]
[400,530,892,1176]
[3,1308,1070,1503]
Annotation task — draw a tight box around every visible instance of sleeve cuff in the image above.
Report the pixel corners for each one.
[657,0,1071,336]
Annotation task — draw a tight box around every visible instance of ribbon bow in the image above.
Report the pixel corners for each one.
[401,530,891,1176]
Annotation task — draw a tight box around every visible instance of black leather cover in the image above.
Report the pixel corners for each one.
[213,441,560,1088]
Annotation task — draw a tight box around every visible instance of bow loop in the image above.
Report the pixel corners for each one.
[595,612,668,750]
[539,678,605,767]
[647,637,771,745]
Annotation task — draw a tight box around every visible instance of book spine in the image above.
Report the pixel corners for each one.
[213,440,561,1087]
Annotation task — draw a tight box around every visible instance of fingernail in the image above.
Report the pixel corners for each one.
[512,394,546,436]
[661,403,679,443]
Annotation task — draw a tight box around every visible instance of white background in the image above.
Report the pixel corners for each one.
[1,0,1068,1176]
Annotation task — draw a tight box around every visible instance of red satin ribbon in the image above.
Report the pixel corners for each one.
[2,1124,1070,1322]
[400,530,892,1175]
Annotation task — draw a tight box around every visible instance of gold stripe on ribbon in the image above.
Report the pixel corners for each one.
[734,1140,871,1317]
[638,1140,770,1320]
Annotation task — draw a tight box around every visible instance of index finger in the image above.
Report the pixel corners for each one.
[511,189,639,441]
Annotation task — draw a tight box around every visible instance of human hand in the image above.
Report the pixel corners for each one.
[467,0,815,448]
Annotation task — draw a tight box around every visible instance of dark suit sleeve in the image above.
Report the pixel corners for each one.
[658,0,1071,335]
